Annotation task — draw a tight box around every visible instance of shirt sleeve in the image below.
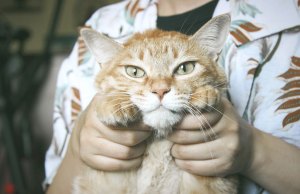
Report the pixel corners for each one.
[43,41,80,188]
[42,3,123,187]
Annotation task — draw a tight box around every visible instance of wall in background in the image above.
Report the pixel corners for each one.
[1,0,119,54]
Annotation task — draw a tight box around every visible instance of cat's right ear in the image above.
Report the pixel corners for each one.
[80,28,123,66]
[190,14,231,60]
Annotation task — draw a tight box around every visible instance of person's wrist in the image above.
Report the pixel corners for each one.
[70,111,87,158]
[70,127,80,158]
[240,127,267,177]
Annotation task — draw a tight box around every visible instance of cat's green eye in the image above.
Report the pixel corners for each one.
[125,66,145,78]
[175,62,195,75]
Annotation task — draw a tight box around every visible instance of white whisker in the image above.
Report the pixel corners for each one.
[190,97,234,122]
[183,103,217,142]
[181,104,216,160]
[111,102,135,115]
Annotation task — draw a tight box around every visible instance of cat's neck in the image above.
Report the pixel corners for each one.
[157,0,214,16]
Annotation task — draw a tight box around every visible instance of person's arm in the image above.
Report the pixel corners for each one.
[46,105,85,194]
[46,140,81,194]
[243,127,300,194]
[169,98,300,194]
[46,95,151,194]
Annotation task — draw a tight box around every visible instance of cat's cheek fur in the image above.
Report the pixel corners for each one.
[143,108,182,138]
[190,85,221,109]
[95,96,140,126]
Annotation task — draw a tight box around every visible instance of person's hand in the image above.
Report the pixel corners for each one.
[71,94,151,171]
[168,98,253,177]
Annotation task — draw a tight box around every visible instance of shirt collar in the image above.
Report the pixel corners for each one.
[215,0,300,46]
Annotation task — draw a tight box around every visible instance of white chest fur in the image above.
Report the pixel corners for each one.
[136,139,181,194]
[143,107,182,138]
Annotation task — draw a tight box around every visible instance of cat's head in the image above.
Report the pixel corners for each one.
[81,14,230,137]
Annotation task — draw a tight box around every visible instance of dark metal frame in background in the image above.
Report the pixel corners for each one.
[0,0,64,193]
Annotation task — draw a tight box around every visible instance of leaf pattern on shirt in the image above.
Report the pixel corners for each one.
[282,109,300,128]
[276,99,300,110]
[279,69,300,79]
[234,0,262,17]
[281,80,300,90]
[276,56,300,128]
[125,0,146,25]
[78,25,92,66]
[71,87,82,125]
[292,56,300,67]
[230,1,262,45]
[52,85,72,155]
[243,35,281,121]
[277,90,300,99]
[247,58,259,76]
[230,20,262,44]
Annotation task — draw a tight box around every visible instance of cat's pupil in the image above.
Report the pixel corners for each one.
[133,68,137,76]
[125,66,145,78]
[180,65,187,72]
[175,62,195,75]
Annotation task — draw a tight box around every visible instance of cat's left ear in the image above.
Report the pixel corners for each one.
[80,28,123,66]
[190,13,231,60]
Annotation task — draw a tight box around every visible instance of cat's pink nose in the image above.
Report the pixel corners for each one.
[152,88,170,100]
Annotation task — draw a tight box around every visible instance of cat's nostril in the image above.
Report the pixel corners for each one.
[152,89,170,100]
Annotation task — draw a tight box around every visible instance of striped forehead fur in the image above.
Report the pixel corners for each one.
[122,30,203,72]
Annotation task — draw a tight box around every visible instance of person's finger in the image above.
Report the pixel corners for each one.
[174,158,229,177]
[207,99,238,136]
[82,154,143,171]
[175,103,224,130]
[110,122,151,131]
[83,137,147,160]
[83,118,151,147]
[171,139,223,160]
[90,94,151,131]
[100,127,151,146]
[168,127,220,144]
[84,100,152,146]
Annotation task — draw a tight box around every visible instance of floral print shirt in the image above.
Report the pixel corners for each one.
[44,0,300,193]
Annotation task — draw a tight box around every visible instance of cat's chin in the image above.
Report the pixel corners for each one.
[143,107,182,138]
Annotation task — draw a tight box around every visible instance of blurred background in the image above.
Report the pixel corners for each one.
[0,0,117,193]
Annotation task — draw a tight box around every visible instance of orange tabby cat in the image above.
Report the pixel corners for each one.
[73,14,238,194]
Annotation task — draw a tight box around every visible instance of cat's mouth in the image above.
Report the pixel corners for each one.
[143,105,182,137]
[157,105,167,110]
[159,106,178,113]
[148,105,177,114]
